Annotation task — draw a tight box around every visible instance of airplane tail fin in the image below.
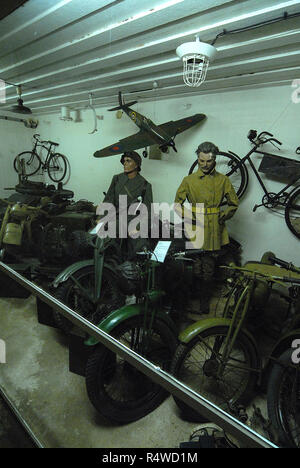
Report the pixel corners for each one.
[108,91,137,111]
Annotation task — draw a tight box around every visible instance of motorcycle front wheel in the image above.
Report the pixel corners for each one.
[85,315,177,423]
[170,326,259,421]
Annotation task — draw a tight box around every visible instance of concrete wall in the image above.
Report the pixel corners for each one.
[0,118,37,198]
[1,82,299,263]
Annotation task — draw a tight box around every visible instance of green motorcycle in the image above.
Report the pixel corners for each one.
[83,250,178,423]
[51,234,126,333]
[50,194,151,332]
[264,256,300,448]
[170,252,300,425]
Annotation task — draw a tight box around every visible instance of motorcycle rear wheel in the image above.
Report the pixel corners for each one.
[267,348,300,448]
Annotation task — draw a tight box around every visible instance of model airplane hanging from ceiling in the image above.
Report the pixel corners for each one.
[93,92,206,158]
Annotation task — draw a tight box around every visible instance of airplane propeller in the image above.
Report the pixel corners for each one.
[161,129,179,153]
[169,139,178,152]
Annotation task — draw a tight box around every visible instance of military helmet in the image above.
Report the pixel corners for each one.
[120,151,142,171]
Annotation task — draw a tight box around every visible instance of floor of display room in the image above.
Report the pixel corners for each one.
[0,292,277,448]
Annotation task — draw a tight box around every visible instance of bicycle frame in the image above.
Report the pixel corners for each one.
[227,133,300,210]
[31,133,61,169]
[28,134,49,163]
[38,142,57,168]
[17,134,58,173]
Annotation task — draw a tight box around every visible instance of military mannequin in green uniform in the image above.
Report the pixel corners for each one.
[101,151,153,259]
[174,141,239,313]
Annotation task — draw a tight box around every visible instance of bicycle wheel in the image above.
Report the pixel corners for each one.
[13,151,41,176]
[85,315,177,423]
[170,326,259,421]
[267,348,300,448]
[189,152,248,200]
[53,266,124,333]
[47,152,67,182]
[285,188,300,239]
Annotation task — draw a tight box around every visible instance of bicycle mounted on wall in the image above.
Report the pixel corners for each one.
[189,130,300,239]
[13,133,69,183]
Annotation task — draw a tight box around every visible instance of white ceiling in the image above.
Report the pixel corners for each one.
[0,0,300,116]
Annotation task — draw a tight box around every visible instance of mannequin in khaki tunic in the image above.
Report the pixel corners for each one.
[174,141,239,313]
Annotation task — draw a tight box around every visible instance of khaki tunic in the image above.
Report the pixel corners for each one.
[174,168,239,251]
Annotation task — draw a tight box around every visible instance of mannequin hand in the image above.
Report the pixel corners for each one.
[218,214,226,225]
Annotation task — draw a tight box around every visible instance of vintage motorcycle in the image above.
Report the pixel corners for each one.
[50,233,127,332]
[83,247,179,423]
[170,251,300,434]
[264,255,300,448]
[68,238,241,423]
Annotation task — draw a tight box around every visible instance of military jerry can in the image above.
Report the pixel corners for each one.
[3,222,23,245]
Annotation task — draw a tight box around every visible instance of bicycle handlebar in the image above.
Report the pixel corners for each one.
[263,137,282,146]
[247,129,282,147]
[33,134,55,147]
[282,277,300,284]
[258,130,273,139]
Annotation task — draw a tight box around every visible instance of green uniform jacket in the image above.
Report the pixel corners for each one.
[103,172,153,212]
[102,173,153,257]
[175,168,239,251]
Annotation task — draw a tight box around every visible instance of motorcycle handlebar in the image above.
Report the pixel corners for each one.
[268,255,300,274]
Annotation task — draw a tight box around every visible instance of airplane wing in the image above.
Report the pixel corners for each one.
[94,130,156,158]
[93,113,206,158]
[158,113,206,137]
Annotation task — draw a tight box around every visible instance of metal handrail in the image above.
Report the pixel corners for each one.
[0,385,44,448]
[0,261,278,448]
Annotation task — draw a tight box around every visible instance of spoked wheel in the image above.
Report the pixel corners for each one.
[13,151,41,176]
[170,326,259,421]
[267,349,300,448]
[285,188,300,239]
[85,316,177,423]
[189,152,248,202]
[47,152,68,182]
[53,266,124,333]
